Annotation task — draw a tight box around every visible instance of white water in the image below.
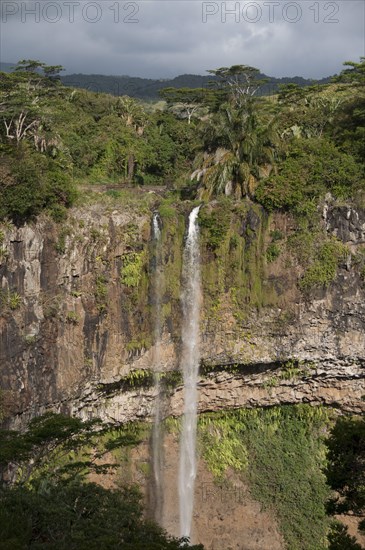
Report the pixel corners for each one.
[151,212,164,522]
[179,206,202,540]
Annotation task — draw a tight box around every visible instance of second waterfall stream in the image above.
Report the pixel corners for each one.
[179,205,202,540]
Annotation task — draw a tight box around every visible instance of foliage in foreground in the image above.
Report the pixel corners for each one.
[0,481,202,549]
[0,412,202,549]
[326,416,365,520]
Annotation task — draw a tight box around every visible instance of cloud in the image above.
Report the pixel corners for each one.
[0,0,364,78]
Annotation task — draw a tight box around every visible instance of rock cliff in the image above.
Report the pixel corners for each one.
[1,197,365,429]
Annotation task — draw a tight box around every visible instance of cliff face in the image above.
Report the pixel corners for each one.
[1,198,365,428]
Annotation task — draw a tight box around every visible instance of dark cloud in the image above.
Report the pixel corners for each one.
[0,0,364,78]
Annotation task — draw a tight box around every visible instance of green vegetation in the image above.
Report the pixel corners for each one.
[0,57,363,230]
[66,310,80,324]
[55,226,71,254]
[0,61,197,224]
[98,369,154,394]
[325,414,365,549]
[98,368,183,394]
[0,413,202,549]
[326,416,365,518]
[256,138,363,213]
[299,238,348,291]
[0,289,22,312]
[199,202,231,250]
[199,406,332,550]
[120,250,146,288]
[8,291,22,310]
[199,414,248,479]
[95,274,108,313]
[266,242,281,262]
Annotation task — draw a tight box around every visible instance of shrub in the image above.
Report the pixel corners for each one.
[256,138,364,213]
[120,251,146,288]
[299,238,348,291]
[266,242,281,262]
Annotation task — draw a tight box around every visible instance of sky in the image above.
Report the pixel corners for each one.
[0,0,364,79]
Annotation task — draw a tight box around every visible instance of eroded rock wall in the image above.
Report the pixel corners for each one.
[1,198,365,428]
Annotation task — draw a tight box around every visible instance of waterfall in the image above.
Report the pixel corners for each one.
[151,212,164,523]
[179,205,202,540]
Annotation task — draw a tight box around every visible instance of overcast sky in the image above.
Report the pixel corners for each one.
[0,0,364,78]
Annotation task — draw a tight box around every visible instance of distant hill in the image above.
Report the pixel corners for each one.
[0,62,16,73]
[0,62,332,98]
[61,72,333,100]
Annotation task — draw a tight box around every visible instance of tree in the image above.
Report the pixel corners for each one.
[325,416,365,550]
[43,64,65,81]
[14,59,45,73]
[192,102,278,199]
[328,522,364,550]
[334,57,365,87]
[0,64,65,148]
[0,414,204,549]
[0,413,118,485]
[159,87,206,124]
[0,481,204,549]
[207,64,266,108]
[14,59,65,81]
[255,137,364,212]
[330,58,365,162]
[326,416,365,517]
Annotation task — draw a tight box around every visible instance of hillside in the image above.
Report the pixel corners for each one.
[0,61,331,98]
[61,71,331,99]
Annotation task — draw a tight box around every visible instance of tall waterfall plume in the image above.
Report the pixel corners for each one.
[151,212,164,523]
[179,205,202,540]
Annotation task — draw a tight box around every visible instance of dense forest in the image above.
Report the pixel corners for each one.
[0,58,363,224]
[0,57,365,549]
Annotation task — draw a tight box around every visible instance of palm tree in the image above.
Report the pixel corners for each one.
[192,102,279,200]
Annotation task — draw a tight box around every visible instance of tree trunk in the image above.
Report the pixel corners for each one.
[127,154,135,183]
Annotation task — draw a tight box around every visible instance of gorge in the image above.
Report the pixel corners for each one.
[1,193,365,548]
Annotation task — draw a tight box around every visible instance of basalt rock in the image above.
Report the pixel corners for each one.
[1,200,365,430]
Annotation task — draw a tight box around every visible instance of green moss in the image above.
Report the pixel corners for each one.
[199,200,279,327]
[125,335,152,352]
[299,238,348,291]
[288,230,317,266]
[199,203,231,250]
[95,275,108,313]
[55,226,72,254]
[159,370,183,389]
[158,200,176,219]
[270,229,283,242]
[158,209,185,339]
